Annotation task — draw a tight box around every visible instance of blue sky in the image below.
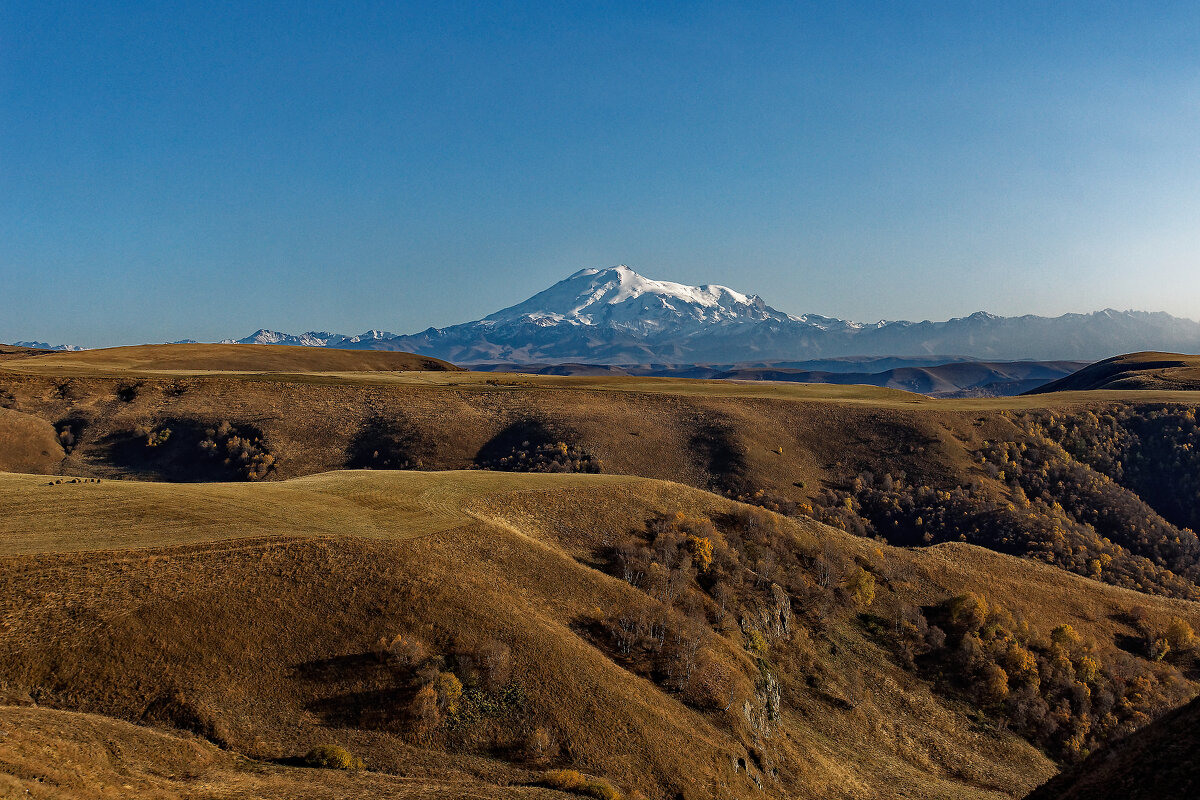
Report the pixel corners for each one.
[3,1,1199,346]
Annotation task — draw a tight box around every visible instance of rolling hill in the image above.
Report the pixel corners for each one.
[4,350,1200,795]
[0,343,462,375]
[708,360,1084,397]
[4,349,1200,600]
[1028,351,1200,393]
[2,468,1197,799]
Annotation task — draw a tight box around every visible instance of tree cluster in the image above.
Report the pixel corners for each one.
[478,439,601,473]
[978,425,1200,595]
[804,459,1199,599]
[1023,405,1200,534]
[889,593,1192,762]
[198,420,275,480]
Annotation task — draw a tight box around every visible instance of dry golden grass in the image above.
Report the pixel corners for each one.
[1,468,1196,799]
[0,469,642,555]
[1031,351,1200,393]
[5,351,1200,492]
[2,348,1200,798]
[7,342,1200,409]
[0,363,1123,501]
[0,408,62,474]
[0,705,561,799]
[0,345,46,362]
[0,343,461,376]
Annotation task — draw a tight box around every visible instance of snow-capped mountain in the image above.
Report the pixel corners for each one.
[208,265,1200,363]
[10,340,85,351]
[220,329,398,347]
[479,265,796,333]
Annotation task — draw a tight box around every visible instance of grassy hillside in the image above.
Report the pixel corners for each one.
[5,360,1200,598]
[0,343,462,375]
[0,345,50,361]
[1,469,1198,799]
[0,705,559,800]
[1030,352,1200,393]
[0,407,62,474]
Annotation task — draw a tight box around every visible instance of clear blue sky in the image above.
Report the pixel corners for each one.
[3,1,1199,347]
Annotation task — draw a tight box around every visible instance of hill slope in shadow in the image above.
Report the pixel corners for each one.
[1024,695,1200,800]
[1028,352,1200,393]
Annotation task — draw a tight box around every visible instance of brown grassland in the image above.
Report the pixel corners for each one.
[2,469,1196,799]
[1,344,1199,798]
[1030,351,1200,393]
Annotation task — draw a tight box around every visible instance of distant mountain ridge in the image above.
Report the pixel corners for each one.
[10,340,84,352]
[223,266,1200,363]
[221,329,398,348]
[11,266,1200,362]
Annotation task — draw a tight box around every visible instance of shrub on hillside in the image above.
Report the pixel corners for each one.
[303,744,363,770]
[346,416,431,470]
[55,417,87,453]
[434,671,463,715]
[1166,617,1196,653]
[540,769,623,800]
[846,568,875,607]
[367,630,531,750]
[1132,616,1196,662]
[371,632,427,666]
[144,426,172,447]
[731,487,797,515]
[522,725,558,764]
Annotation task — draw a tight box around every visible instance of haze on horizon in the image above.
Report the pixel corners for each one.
[3,2,1200,348]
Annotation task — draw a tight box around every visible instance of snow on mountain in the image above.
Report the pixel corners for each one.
[347,329,397,343]
[210,266,1200,364]
[480,265,797,333]
[10,340,85,351]
[221,330,347,347]
[220,328,400,347]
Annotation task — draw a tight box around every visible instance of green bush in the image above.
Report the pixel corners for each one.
[303,744,364,770]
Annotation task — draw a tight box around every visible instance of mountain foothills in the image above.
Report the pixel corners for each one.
[1,345,1200,797]
[204,266,1200,364]
[467,359,1085,399]
[1030,352,1200,393]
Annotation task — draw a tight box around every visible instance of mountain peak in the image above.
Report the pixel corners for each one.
[190,265,1200,364]
[569,264,633,279]
[482,265,786,334]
